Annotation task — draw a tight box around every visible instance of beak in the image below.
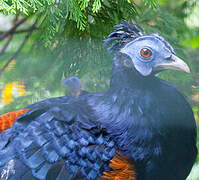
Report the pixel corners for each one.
[154,54,190,73]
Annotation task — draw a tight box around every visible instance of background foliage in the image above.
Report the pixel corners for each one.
[0,0,199,179]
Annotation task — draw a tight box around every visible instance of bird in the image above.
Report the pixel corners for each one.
[62,76,87,97]
[0,76,85,133]
[0,20,197,180]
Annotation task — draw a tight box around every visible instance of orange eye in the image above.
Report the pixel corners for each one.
[140,48,152,58]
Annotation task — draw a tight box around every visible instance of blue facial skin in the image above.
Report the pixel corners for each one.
[120,35,174,76]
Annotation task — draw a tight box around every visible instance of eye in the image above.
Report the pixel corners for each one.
[140,48,152,59]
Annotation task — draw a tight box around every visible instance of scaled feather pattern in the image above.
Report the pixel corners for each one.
[0,21,197,180]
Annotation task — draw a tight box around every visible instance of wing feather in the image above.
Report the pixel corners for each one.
[0,97,117,180]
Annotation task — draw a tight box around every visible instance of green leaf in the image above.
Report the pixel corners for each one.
[184,36,199,49]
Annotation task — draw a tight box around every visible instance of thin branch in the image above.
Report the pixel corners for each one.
[14,27,39,34]
[0,21,37,77]
[0,18,27,41]
[0,27,38,34]
[0,34,14,56]
[0,15,19,56]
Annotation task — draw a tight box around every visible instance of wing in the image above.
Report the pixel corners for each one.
[0,97,117,180]
[0,96,72,133]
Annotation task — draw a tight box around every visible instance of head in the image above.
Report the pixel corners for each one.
[62,76,82,97]
[105,20,190,76]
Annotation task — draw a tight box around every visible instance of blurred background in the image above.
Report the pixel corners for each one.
[0,0,198,179]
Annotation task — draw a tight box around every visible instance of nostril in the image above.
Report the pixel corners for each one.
[165,55,173,61]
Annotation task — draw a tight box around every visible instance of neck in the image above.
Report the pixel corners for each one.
[109,62,155,91]
[91,63,161,156]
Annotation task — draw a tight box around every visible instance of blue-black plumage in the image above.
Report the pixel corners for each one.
[62,76,87,97]
[0,20,197,180]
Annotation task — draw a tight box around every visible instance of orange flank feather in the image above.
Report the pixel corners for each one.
[101,152,136,180]
[0,108,29,133]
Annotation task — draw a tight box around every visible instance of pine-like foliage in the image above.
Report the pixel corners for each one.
[0,0,157,44]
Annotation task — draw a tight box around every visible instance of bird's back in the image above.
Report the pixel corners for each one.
[0,95,118,180]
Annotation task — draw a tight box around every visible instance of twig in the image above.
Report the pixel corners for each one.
[0,18,27,41]
[0,27,38,34]
[0,34,14,56]
[14,27,38,34]
[0,21,37,77]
